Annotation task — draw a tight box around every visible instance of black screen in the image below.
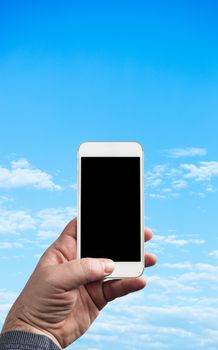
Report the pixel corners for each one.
[81,157,141,261]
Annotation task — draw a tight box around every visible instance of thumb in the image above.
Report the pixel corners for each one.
[49,258,115,290]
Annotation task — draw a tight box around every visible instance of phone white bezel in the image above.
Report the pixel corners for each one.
[77,142,144,279]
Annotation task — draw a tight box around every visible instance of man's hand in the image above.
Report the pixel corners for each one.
[2,219,157,348]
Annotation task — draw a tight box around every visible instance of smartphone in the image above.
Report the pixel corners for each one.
[77,142,144,278]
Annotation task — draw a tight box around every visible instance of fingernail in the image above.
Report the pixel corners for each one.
[102,259,115,274]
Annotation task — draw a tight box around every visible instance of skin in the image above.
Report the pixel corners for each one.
[2,218,157,348]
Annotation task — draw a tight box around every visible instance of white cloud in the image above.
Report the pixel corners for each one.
[153,234,205,246]
[0,304,13,324]
[0,242,23,249]
[0,290,18,303]
[145,232,205,255]
[37,207,77,239]
[93,318,193,338]
[0,195,14,207]
[181,161,218,181]
[144,155,218,199]
[0,159,61,190]
[70,183,77,190]
[149,275,197,292]
[0,206,76,239]
[144,165,179,199]
[149,193,167,199]
[34,253,43,259]
[84,308,196,350]
[147,268,218,295]
[37,207,77,229]
[172,179,187,189]
[129,305,218,324]
[175,296,218,307]
[0,209,36,234]
[0,255,24,260]
[86,296,218,350]
[0,290,18,326]
[200,329,218,348]
[192,263,218,272]
[144,165,166,189]
[81,348,102,350]
[84,334,118,342]
[161,188,172,193]
[167,147,207,158]
[160,262,193,269]
[11,159,30,169]
[37,230,58,239]
[160,262,218,273]
[153,165,166,173]
[209,250,218,258]
[178,271,218,284]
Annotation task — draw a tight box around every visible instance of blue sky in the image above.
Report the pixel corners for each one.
[0,1,218,349]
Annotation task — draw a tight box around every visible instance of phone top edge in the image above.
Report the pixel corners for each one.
[78,141,143,156]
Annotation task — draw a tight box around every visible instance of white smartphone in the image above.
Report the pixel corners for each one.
[77,142,144,279]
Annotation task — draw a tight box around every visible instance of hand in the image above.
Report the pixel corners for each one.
[2,218,157,348]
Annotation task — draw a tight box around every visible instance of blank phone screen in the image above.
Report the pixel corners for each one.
[80,157,141,261]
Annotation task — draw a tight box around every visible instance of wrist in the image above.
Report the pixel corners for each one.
[2,317,62,349]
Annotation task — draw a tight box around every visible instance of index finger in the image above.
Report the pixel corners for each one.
[144,227,153,242]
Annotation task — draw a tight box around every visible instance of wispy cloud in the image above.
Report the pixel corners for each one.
[0,159,61,190]
[82,293,218,350]
[0,290,18,303]
[166,147,207,158]
[0,206,76,238]
[153,234,205,246]
[159,262,218,272]
[129,304,218,325]
[0,195,14,207]
[148,193,168,199]
[209,250,218,258]
[149,275,197,292]
[70,183,77,190]
[144,158,218,199]
[0,209,36,234]
[144,165,166,189]
[37,230,58,239]
[181,161,218,181]
[171,179,187,189]
[200,329,218,348]
[0,242,23,249]
[0,290,18,325]
[0,255,24,260]
[37,207,77,239]
[178,271,218,284]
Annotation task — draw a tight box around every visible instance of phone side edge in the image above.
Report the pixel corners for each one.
[77,147,81,259]
[140,145,144,275]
